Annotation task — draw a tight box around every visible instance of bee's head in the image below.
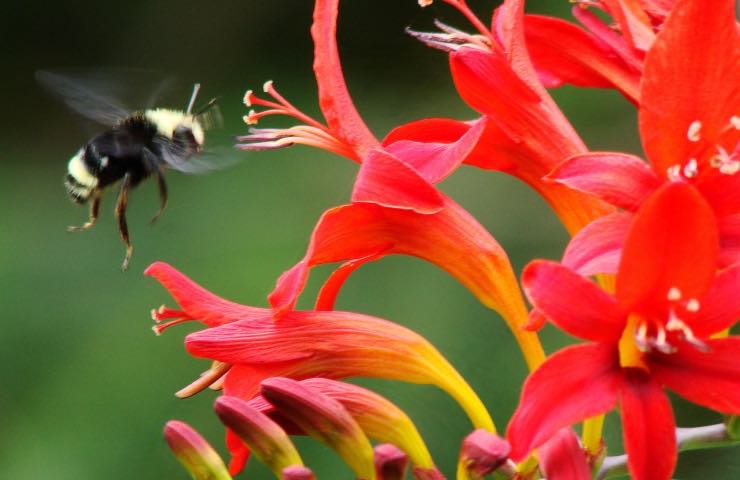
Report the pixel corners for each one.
[65,148,97,204]
[145,109,204,156]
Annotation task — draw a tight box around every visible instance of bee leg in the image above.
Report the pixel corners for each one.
[67,190,101,232]
[149,168,168,225]
[115,174,133,271]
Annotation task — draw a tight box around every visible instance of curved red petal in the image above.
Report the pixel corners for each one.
[524,14,640,102]
[507,343,623,460]
[691,264,740,337]
[315,248,390,311]
[311,0,378,158]
[145,261,269,327]
[616,182,719,313]
[352,149,445,214]
[546,153,660,211]
[650,337,740,413]
[522,260,623,342]
[562,212,632,276]
[639,0,740,174]
[537,428,591,480]
[383,117,486,184]
[696,170,740,218]
[620,371,676,480]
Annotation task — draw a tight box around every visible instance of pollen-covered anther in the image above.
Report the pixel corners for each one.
[417,0,433,7]
[650,323,675,354]
[635,320,650,352]
[151,305,186,322]
[683,158,699,178]
[243,90,255,107]
[666,164,684,182]
[666,315,709,352]
[710,146,740,175]
[685,298,700,313]
[687,120,702,142]
[730,115,740,130]
[667,287,682,302]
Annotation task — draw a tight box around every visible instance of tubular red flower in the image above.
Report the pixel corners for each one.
[146,261,493,473]
[547,0,739,272]
[509,182,740,479]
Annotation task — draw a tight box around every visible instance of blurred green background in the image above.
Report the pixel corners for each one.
[1,1,737,478]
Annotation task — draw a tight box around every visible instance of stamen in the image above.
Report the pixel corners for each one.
[683,158,698,178]
[635,321,650,352]
[685,298,700,313]
[666,315,709,352]
[239,82,356,159]
[650,323,675,354]
[151,305,186,322]
[687,120,702,142]
[418,0,433,6]
[667,287,682,302]
[176,362,232,398]
[666,164,683,181]
[710,146,740,175]
[152,317,194,336]
[731,115,740,130]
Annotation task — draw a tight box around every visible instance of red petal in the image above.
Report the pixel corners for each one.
[537,428,591,480]
[507,343,623,460]
[620,371,676,480]
[696,170,740,218]
[572,7,644,73]
[718,214,740,267]
[383,117,486,184]
[268,201,525,329]
[352,149,445,214]
[145,262,269,327]
[603,0,656,52]
[546,153,660,211]
[522,260,623,342]
[692,265,740,337]
[562,212,632,276]
[314,248,390,311]
[382,118,515,173]
[639,0,740,174]
[650,337,740,413]
[616,182,719,313]
[311,0,378,158]
[524,14,640,102]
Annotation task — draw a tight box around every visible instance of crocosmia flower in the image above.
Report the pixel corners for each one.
[549,0,739,272]
[507,182,740,480]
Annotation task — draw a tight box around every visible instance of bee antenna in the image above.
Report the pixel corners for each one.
[192,96,221,117]
[186,83,202,115]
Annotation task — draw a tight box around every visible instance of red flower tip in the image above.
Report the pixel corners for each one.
[213,396,303,476]
[374,444,409,480]
[458,429,511,478]
[282,465,316,480]
[260,377,376,479]
[163,420,231,480]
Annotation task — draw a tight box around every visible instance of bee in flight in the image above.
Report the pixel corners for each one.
[37,70,221,270]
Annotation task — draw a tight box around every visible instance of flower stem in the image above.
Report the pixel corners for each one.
[596,423,740,479]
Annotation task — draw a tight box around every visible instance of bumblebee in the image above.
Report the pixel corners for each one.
[37,71,220,270]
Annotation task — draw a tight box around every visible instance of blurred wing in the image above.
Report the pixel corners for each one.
[151,137,238,174]
[36,68,176,126]
[36,70,131,126]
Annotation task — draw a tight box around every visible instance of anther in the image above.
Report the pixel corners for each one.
[667,287,682,302]
[666,165,683,181]
[687,121,702,142]
[731,115,740,130]
[635,321,650,352]
[683,158,698,178]
[686,298,700,312]
[418,0,433,6]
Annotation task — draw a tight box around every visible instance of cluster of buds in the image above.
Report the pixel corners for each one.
[150,0,740,479]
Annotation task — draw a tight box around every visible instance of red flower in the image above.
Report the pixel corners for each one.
[523,0,680,103]
[146,261,493,474]
[548,0,740,274]
[507,182,740,480]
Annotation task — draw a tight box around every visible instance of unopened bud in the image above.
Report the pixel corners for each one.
[374,444,408,480]
[282,465,316,480]
[458,429,511,479]
[163,420,231,480]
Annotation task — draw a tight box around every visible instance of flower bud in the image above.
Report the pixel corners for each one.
[163,420,231,480]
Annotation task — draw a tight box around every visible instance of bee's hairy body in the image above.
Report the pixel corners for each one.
[65,109,203,203]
